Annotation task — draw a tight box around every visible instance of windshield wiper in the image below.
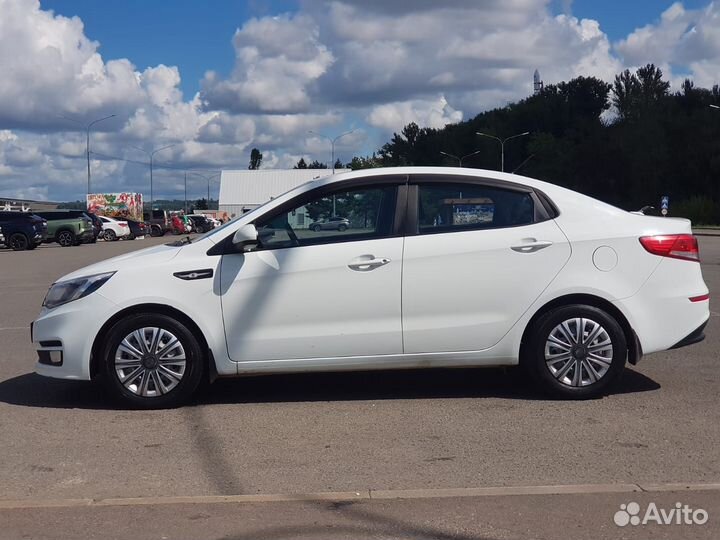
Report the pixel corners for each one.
[165,235,192,247]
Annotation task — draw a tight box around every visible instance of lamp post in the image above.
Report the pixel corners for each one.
[439,150,483,167]
[131,144,176,212]
[61,114,116,195]
[307,129,357,173]
[475,131,530,172]
[187,172,221,207]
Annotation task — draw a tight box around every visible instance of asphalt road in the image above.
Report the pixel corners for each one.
[0,235,718,539]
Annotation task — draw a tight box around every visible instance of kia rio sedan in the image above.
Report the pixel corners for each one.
[32,167,709,408]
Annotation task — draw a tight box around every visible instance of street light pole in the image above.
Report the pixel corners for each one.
[307,129,357,173]
[61,114,116,195]
[475,131,530,172]
[187,172,221,208]
[439,150,483,167]
[131,144,176,212]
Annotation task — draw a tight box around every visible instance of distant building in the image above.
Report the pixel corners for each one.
[0,198,59,212]
[218,169,347,219]
[533,69,544,95]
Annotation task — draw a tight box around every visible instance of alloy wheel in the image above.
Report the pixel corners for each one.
[57,231,73,247]
[9,233,28,251]
[544,317,613,387]
[114,327,187,397]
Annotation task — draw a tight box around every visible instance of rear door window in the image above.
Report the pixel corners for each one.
[417,183,535,234]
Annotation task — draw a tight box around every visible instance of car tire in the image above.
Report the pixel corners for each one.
[337,224,348,231]
[8,233,29,251]
[103,230,116,242]
[150,226,163,237]
[56,230,75,248]
[101,313,205,409]
[523,304,626,399]
[311,225,321,232]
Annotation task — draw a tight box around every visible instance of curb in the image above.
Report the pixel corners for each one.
[1,483,719,510]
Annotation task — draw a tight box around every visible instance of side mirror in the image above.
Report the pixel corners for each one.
[232,223,258,251]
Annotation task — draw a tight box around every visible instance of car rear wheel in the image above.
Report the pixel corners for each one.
[8,233,29,251]
[150,225,163,237]
[103,229,116,241]
[337,223,348,231]
[101,313,205,409]
[56,230,75,247]
[311,224,321,232]
[523,305,626,399]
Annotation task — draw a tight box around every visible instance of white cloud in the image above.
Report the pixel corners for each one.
[616,2,720,88]
[201,14,335,114]
[367,96,462,132]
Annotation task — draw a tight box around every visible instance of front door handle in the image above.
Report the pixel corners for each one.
[511,240,553,253]
[348,255,391,271]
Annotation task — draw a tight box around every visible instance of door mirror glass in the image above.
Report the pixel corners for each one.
[232,223,258,250]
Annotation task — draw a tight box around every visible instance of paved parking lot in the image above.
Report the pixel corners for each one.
[0,236,718,538]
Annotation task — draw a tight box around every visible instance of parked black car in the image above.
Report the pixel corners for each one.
[0,211,47,251]
[124,219,149,239]
[187,214,213,233]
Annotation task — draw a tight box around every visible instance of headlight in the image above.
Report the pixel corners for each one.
[43,272,115,309]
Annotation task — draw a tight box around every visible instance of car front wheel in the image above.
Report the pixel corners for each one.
[101,313,205,408]
[523,305,626,399]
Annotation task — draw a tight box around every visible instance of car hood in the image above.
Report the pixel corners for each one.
[56,243,184,283]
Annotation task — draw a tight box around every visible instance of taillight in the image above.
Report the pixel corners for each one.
[639,234,700,262]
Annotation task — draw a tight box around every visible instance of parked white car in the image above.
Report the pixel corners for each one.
[99,216,130,241]
[32,167,709,408]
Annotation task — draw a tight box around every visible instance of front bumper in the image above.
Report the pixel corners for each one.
[79,229,95,243]
[32,292,117,380]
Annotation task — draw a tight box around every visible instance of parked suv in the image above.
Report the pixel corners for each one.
[0,211,47,250]
[34,210,94,247]
[144,209,172,237]
[309,216,350,232]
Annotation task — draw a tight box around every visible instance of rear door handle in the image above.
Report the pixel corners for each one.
[348,255,391,271]
[511,240,553,253]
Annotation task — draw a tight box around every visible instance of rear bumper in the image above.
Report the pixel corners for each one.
[670,319,708,350]
[613,257,709,355]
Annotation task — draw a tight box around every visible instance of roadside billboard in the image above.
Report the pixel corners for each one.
[87,193,143,221]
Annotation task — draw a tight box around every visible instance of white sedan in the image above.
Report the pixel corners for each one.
[99,216,130,241]
[32,167,709,408]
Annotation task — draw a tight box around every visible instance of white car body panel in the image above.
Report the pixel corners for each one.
[220,237,404,361]
[31,167,709,384]
[402,219,571,353]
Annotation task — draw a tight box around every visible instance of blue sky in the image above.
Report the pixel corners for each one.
[1,0,719,201]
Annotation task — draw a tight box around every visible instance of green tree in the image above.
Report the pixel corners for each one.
[293,158,308,169]
[249,148,263,170]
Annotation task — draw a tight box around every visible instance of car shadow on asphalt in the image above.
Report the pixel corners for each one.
[0,367,661,410]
